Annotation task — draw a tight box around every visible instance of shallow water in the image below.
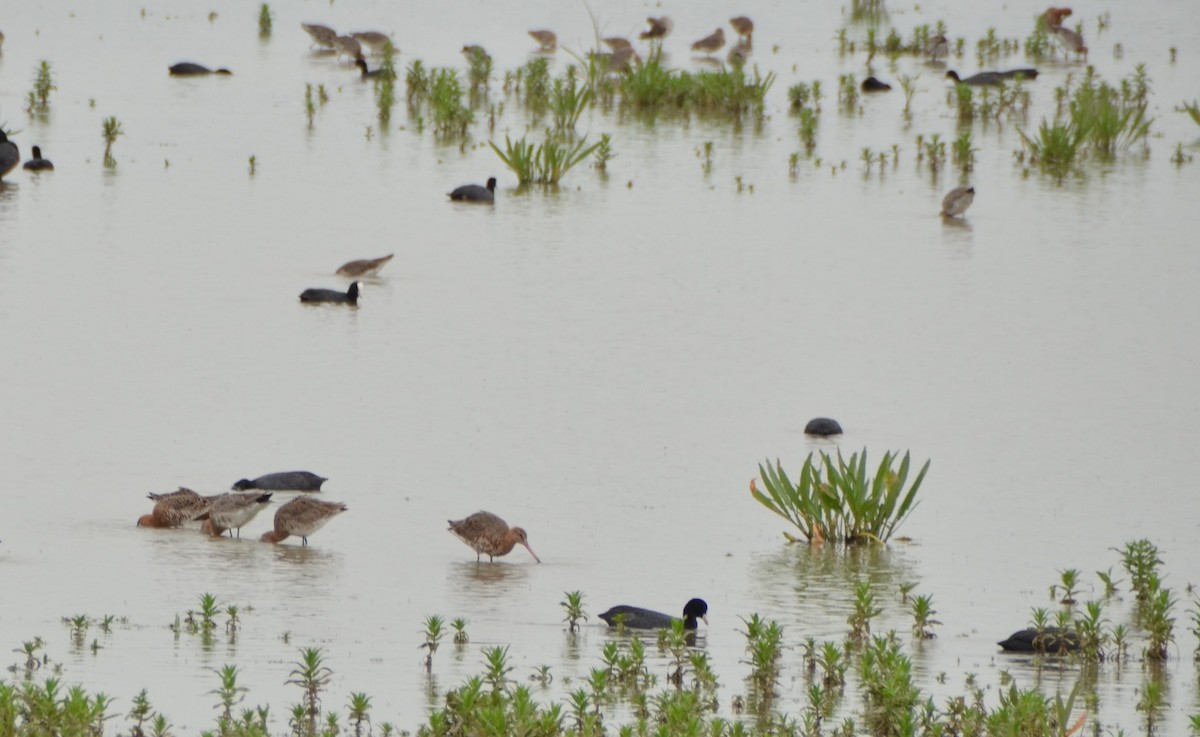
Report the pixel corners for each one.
[2,0,1199,733]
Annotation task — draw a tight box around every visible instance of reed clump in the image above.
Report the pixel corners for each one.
[751,449,929,544]
[490,134,600,186]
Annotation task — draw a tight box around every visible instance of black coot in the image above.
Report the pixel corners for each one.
[300,282,361,305]
[232,471,328,492]
[448,177,497,203]
[598,598,708,630]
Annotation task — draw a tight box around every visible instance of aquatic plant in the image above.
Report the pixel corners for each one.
[210,664,248,730]
[428,69,472,139]
[482,645,513,695]
[451,617,469,645]
[1115,538,1163,601]
[198,593,220,630]
[127,688,154,736]
[101,116,123,167]
[898,75,917,116]
[421,615,444,672]
[798,108,818,153]
[375,47,398,124]
[837,74,859,110]
[248,155,257,176]
[1051,568,1083,605]
[1140,586,1176,661]
[910,594,941,639]
[346,693,371,737]
[1017,119,1087,177]
[751,449,929,544]
[489,135,600,186]
[1073,600,1109,659]
[257,4,272,37]
[286,647,332,737]
[304,84,316,128]
[1180,100,1200,126]
[593,133,615,172]
[561,591,587,633]
[740,614,785,695]
[858,634,920,733]
[548,75,592,135]
[1137,679,1165,734]
[28,61,56,113]
[465,46,492,95]
[848,580,882,642]
[405,60,429,102]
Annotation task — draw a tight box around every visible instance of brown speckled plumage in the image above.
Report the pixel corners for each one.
[448,511,541,563]
[261,496,347,545]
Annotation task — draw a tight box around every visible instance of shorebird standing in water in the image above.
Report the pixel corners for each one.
[448,511,541,563]
[261,497,348,545]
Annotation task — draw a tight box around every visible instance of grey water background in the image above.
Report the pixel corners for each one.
[2,0,1199,732]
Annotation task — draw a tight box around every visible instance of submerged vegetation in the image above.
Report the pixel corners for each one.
[751,449,929,544]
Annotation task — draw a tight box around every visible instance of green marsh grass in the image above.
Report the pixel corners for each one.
[101,116,123,167]
[1180,100,1200,126]
[797,108,818,152]
[465,47,492,95]
[428,69,472,139]
[30,61,56,112]
[210,664,247,729]
[304,84,315,128]
[257,4,272,38]
[752,449,929,544]
[592,133,614,171]
[848,580,882,642]
[248,155,257,176]
[490,135,600,185]
[548,75,592,134]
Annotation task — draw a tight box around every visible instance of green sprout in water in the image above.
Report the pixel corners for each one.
[248,155,257,176]
[593,133,615,172]
[561,591,587,633]
[286,646,332,736]
[347,692,372,737]
[451,617,469,645]
[30,61,56,112]
[421,614,444,672]
[102,116,123,167]
[257,3,272,38]
[911,594,941,639]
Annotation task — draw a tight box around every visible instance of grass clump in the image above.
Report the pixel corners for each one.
[28,61,56,113]
[751,449,929,544]
[490,134,600,186]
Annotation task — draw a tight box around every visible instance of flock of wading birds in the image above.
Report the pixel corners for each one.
[133,471,716,631]
[134,412,1079,646]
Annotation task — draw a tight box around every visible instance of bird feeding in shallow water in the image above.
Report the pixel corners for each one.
[941,186,975,218]
[691,28,725,55]
[232,471,327,492]
[337,254,394,277]
[448,511,541,563]
[301,23,337,49]
[1053,26,1088,60]
[598,599,709,630]
[861,76,892,92]
[729,16,754,46]
[261,496,347,545]
[137,488,212,528]
[528,29,556,52]
[640,17,673,41]
[199,493,273,538]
